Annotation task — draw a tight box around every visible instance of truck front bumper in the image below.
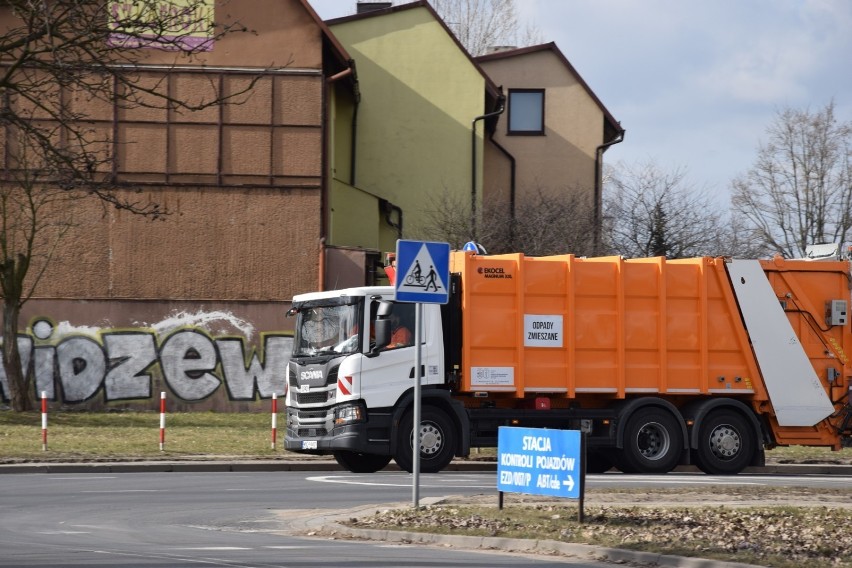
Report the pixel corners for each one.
[284,405,394,455]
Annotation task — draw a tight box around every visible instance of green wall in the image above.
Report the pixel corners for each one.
[328,6,487,254]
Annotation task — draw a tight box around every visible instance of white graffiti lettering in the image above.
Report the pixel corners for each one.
[104,332,157,400]
[0,318,293,406]
[161,330,223,401]
[217,336,290,400]
[57,336,107,403]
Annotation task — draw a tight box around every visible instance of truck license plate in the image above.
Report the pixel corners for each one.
[302,441,318,450]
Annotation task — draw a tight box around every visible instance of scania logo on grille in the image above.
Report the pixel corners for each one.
[300,369,323,380]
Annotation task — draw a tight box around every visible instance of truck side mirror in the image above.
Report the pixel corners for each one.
[367,301,393,357]
[374,319,391,350]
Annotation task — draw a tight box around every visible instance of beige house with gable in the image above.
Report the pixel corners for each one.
[476,42,624,251]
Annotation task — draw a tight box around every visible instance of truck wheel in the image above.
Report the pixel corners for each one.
[394,407,456,473]
[694,410,755,475]
[620,408,683,474]
[333,451,392,473]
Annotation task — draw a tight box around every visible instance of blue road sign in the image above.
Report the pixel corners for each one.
[497,426,582,499]
[462,241,487,254]
[395,240,450,304]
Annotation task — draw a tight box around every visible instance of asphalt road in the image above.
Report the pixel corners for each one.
[0,470,609,568]
[1,465,850,568]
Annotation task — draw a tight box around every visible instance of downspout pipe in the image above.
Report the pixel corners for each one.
[594,128,625,254]
[471,96,506,242]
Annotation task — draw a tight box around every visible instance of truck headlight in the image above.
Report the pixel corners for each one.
[334,403,364,425]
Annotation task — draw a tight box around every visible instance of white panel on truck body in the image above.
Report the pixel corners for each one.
[727,259,834,427]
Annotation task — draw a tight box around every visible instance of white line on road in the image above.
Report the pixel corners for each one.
[306,475,492,489]
[48,476,118,480]
[263,546,312,549]
[81,489,164,493]
[172,547,251,551]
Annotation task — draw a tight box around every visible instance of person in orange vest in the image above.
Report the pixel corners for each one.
[388,312,412,349]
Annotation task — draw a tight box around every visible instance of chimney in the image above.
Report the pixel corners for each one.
[487,46,518,54]
[357,2,392,13]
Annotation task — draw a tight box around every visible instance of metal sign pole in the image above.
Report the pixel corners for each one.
[393,240,449,509]
[579,431,586,524]
[412,302,423,508]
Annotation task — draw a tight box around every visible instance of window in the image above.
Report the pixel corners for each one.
[508,89,545,134]
[507,89,545,135]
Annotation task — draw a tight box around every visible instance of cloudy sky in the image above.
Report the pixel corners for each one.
[308,1,852,204]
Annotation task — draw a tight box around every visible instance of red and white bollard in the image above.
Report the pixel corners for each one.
[159,391,166,451]
[271,393,278,450]
[41,391,48,452]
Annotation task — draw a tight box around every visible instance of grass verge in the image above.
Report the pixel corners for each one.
[0,410,285,461]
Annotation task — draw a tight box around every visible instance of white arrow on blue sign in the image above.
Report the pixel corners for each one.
[394,240,450,304]
[497,426,582,499]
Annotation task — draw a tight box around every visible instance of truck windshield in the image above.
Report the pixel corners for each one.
[293,303,361,357]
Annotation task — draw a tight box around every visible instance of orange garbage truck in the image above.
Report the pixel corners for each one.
[284,251,852,474]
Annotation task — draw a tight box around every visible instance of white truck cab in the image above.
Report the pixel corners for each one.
[284,286,462,473]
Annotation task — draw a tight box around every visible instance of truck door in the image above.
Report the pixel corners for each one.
[359,300,443,408]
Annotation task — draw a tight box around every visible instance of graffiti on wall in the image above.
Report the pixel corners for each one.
[0,312,292,404]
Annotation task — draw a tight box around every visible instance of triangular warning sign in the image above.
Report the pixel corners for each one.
[397,244,447,294]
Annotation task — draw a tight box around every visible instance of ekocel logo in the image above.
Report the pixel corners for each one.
[477,266,512,279]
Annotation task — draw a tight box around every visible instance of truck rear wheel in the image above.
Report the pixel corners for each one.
[333,451,392,473]
[394,407,456,473]
[620,408,683,474]
[694,410,755,475]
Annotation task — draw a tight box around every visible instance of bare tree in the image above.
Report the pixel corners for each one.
[415,186,596,256]
[604,161,736,259]
[431,0,542,56]
[1,138,75,412]
[414,187,475,249]
[731,101,852,259]
[492,188,596,256]
[0,1,254,411]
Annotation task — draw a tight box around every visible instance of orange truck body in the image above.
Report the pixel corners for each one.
[451,251,849,449]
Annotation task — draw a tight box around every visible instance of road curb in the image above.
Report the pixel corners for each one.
[0,459,503,475]
[329,525,765,568]
[1,459,851,475]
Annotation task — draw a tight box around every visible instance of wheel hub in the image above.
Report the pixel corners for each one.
[637,422,670,461]
[709,425,740,459]
[418,423,442,455]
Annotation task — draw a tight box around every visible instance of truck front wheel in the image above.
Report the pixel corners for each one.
[333,451,392,473]
[693,410,755,475]
[394,407,456,473]
[620,408,683,474]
